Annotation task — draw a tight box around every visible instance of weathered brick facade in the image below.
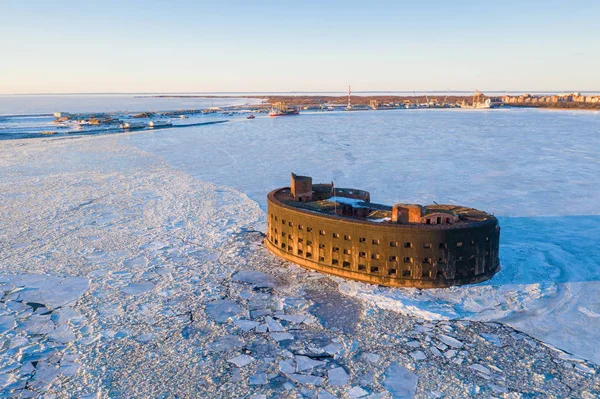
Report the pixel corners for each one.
[265,179,500,288]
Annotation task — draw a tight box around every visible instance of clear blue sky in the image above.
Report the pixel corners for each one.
[1,0,598,94]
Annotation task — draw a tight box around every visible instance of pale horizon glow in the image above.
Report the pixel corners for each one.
[1,0,599,94]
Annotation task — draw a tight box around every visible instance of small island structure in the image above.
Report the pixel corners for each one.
[265,174,501,288]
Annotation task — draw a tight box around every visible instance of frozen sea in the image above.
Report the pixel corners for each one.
[122,107,600,363]
[1,98,599,397]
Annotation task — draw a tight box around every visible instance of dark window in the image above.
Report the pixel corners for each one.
[423,258,431,264]
[436,271,444,278]
[438,258,446,263]
[342,261,351,268]
[332,247,339,253]
[333,233,340,238]
[274,216,278,221]
[437,217,442,224]
[388,269,397,275]
[281,243,286,249]
[332,259,339,265]
[343,249,351,255]
[371,253,380,260]
[426,219,431,224]
[390,241,398,247]
[281,231,285,237]
[282,219,286,225]
[288,234,293,240]
[298,238,303,243]
[298,224,303,230]
[404,242,412,248]
[306,252,312,258]
[423,243,431,249]
[389,255,398,262]
[446,218,451,224]
[319,230,326,236]
[403,257,412,263]
[319,256,325,262]
[439,243,447,249]
[359,237,366,243]
[274,228,278,234]
[359,251,366,258]
[288,246,292,251]
[370,266,379,273]
[289,221,294,227]
[274,239,278,245]
[372,239,380,245]
[344,235,351,241]
[319,243,325,249]
[307,227,313,232]
[297,249,303,255]
[456,242,463,247]
[306,240,312,246]
[403,270,411,277]
[422,271,430,278]
[358,264,366,271]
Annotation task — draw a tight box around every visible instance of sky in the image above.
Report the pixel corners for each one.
[1,0,599,94]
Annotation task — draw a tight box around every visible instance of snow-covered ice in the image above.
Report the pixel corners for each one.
[1,108,600,397]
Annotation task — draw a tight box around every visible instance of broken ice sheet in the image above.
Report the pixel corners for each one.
[296,355,324,372]
[233,319,259,331]
[228,354,255,367]
[4,274,89,310]
[328,367,350,386]
[232,270,278,288]
[0,315,16,333]
[205,299,242,323]
[383,363,418,399]
[121,281,155,295]
[209,335,243,352]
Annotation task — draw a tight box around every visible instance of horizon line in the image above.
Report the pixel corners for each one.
[2,89,600,96]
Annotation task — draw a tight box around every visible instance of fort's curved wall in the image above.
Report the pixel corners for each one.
[265,188,500,288]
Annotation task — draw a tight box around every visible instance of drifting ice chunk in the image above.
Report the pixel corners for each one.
[7,275,89,310]
[317,389,338,399]
[469,364,490,375]
[347,386,369,398]
[288,373,325,386]
[209,335,243,352]
[228,354,255,367]
[480,333,502,347]
[205,300,242,323]
[383,363,418,398]
[47,325,76,343]
[296,355,324,372]
[410,351,427,361]
[122,282,155,295]
[328,367,350,386]
[249,372,268,385]
[322,343,343,354]
[271,332,294,342]
[232,271,278,288]
[233,319,259,331]
[279,360,295,375]
[0,315,16,333]
[438,334,463,349]
[265,316,285,332]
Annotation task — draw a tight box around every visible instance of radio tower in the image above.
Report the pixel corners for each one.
[347,85,351,110]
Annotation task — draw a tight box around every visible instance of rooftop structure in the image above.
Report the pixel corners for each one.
[265,174,501,288]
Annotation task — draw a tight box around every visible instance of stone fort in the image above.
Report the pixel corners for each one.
[265,173,500,288]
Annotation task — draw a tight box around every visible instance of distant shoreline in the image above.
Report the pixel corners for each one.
[142,94,600,110]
